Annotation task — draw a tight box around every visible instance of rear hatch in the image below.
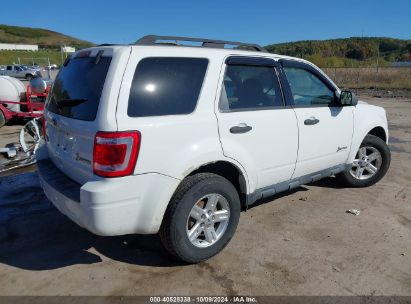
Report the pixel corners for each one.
[44,46,131,184]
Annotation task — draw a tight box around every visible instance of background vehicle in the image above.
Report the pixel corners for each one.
[45,64,58,70]
[0,64,41,80]
[24,65,43,72]
[37,36,391,263]
[0,76,50,127]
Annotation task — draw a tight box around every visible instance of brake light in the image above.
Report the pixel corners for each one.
[75,50,92,58]
[93,131,141,177]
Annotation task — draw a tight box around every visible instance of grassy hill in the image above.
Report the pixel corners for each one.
[0,24,94,50]
[265,37,411,67]
[0,24,95,65]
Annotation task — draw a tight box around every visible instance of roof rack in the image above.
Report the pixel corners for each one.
[97,43,118,46]
[135,35,267,52]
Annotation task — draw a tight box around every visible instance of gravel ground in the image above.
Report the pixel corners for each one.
[0,97,410,296]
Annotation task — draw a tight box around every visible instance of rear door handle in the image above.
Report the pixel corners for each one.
[304,117,320,125]
[230,123,252,134]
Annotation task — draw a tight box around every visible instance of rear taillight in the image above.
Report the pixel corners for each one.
[93,131,141,177]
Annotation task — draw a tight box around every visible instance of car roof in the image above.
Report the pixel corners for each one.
[91,43,308,64]
[92,35,310,63]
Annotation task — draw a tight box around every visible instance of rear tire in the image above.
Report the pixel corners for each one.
[337,134,390,187]
[160,173,240,263]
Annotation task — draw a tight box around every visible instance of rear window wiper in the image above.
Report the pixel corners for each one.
[56,98,87,108]
[63,55,71,67]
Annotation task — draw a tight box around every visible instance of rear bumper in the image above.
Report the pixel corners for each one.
[37,153,180,236]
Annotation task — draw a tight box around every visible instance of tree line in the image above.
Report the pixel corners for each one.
[265,37,411,67]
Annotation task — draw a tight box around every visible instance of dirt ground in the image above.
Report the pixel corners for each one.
[0,96,410,296]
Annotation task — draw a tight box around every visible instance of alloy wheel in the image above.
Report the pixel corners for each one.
[186,193,230,248]
[350,146,382,180]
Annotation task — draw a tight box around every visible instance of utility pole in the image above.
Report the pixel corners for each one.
[47,57,51,79]
[60,43,64,65]
[375,48,380,90]
[376,49,380,73]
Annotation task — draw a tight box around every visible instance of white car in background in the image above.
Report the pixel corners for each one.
[45,64,58,70]
[37,35,391,263]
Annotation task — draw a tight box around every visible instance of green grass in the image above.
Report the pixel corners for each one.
[0,25,53,38]
[0,50,64,65]
[323,67,411,89]
[303,54,391,68]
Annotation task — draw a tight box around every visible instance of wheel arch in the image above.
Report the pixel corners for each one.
[348,124,389,163]
[368,126,387,143]
[183,160,249,211]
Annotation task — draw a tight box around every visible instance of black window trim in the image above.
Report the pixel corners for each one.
[225,56,277,67]
[279,59,342,108]
[219,56,287,113]
[127,56,210,118]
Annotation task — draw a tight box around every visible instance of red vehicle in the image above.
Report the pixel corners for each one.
[0,80,50,128]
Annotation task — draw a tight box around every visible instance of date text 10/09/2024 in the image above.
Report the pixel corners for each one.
[149,296,258,303]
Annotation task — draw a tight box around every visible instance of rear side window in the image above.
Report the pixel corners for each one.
[47,55,112,121]
[128,57,208,117]
[219,65,283,111]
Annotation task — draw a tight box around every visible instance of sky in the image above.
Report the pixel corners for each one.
[1,0,410,46]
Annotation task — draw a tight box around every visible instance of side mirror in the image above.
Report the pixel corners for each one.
[339,90,358,106]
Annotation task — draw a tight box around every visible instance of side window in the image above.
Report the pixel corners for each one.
[6,66,12,71]
[128,57,208,117]
[283,67,336,106]
[219,65,283,111]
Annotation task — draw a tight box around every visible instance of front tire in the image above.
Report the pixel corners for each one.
[25,74,33,81]
[160,173,241,263]
[338,134,391,187]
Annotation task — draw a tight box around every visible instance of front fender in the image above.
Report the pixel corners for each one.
[348,103,389,163]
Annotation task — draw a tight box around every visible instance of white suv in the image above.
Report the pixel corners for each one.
[37,36,391,263]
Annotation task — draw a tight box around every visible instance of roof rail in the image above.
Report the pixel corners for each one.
[96,43,118,47]
[135,35,267,52]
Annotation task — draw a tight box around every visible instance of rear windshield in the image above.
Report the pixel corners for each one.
[128,57,208,117]
[47,55,112,121]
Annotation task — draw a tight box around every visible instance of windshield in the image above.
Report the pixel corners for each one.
[46,55,112,121]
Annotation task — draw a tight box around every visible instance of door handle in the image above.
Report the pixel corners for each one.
[230,123,252,134]
[304,117,320,125]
